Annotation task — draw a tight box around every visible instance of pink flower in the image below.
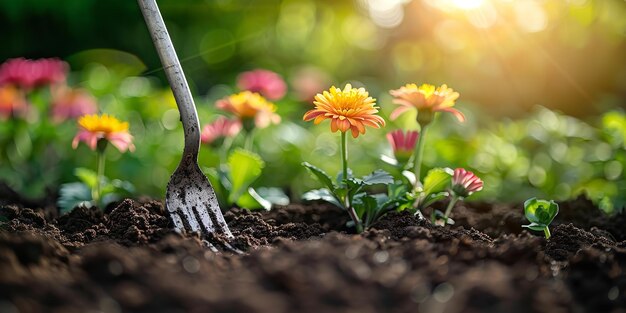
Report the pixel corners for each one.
[50,86,98,123]
[451,168,483,198]
[290,66,331,102]
[387,129,419,163]
[201,116,242,145]
[0,85,28,120]
[237,69,287,101]
[0,58,68,89]
[72,114,135,153]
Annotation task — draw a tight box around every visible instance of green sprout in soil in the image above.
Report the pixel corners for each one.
[523,198,559,239]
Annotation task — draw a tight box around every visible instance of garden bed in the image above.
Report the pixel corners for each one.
[1,197,625,313]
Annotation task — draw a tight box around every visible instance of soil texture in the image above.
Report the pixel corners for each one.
[1,196,625,313]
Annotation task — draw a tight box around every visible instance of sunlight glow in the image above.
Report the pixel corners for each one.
[451,0,485,10]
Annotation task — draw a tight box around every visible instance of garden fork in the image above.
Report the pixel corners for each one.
[138,0,234,247]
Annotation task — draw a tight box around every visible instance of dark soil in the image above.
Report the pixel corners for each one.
[1,196,625,313]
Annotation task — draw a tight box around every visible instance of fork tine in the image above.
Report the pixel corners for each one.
[169,209,185,234]
[179,205,201,234]
[195,205,216,235]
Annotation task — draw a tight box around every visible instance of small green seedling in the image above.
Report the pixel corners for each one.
[522,198,559,239]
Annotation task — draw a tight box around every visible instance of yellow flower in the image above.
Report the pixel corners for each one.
[389,83,464,123]
[72,114,134,152]
[216,91,280,129]
[303,84,385,138]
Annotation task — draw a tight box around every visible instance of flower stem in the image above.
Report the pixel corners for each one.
[244,129,255,151]
[93,150,106,205]
[443,196,459,225]
[543,227,551,240]
[341,131,348,183]
[341,131,363,233]
[413,124,428,188]
[219,137,234,166]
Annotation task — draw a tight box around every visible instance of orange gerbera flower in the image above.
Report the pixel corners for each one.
[303,84,385,138]
[389,83,464,123]
[216,91,280,130]
[0,85,28,120]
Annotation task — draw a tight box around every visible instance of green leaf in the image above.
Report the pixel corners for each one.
[111,179,136,194]
[345,178,366,203]
[388,182,408,200]
[99,179,136,208]
[353,194,379,220]
[237,187,272,211]
[302,162,336,191]
[523,198,559,225]
[228,148,265,204]
[75,168,98,189]
[362,170,394,186]
[256,187,290,206]
[522,222,547,232]
[302,188,344,209]
[57,182,93,214]
[419,191,449,209]
[423,167,453,195]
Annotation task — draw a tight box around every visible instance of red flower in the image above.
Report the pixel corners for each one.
[387,129,419,163]
[201,116,242,145]
[451,168,483,198]
[237,69,287,101]
[0,58,68,89]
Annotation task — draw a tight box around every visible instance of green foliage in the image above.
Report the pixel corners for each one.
[302,162,398,229]
[58,168,135,214]
[522,198,559,239]
[422,168,453,195]
[207,148,286,211]
[1,58,626,220]
[303,162,335,191]
[227,148,265,203]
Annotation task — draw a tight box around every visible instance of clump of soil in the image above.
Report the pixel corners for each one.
[1,197,625,313]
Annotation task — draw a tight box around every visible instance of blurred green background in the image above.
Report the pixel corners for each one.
[1,0,626,212]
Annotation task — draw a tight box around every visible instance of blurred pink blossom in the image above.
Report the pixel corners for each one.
[0,85,28,120]
[0,58,68,89]
[201,116,242,145]
[51,86,98,123]
[290,66,332,103]
[237,69,287,101]
[451,168,483,198]
[387,129,419,163]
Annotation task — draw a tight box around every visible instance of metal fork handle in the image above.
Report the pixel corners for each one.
[138,0,200,159]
